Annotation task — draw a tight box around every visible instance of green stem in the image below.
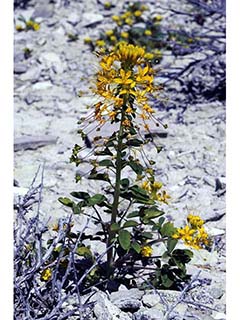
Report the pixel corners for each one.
[107,108,126,274]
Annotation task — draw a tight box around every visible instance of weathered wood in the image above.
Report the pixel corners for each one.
[14,135,57,152]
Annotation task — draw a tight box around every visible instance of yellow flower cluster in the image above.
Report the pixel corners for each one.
[94,43,157,124]
[172,214,209,249]
[141,180,170,204]
[16,20,40,32]
[141,245,153,257]
[111,4,148,26]
[41,268,52,281]
[26,20,40,31]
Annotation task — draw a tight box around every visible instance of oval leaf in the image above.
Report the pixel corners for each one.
[118,230,131,250]
[122,220,139,228]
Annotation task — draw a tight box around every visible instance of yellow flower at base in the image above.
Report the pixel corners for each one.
[144,30,152,36]
[172,215,209,250]
[141,245,153,257]
[41,268,52,281]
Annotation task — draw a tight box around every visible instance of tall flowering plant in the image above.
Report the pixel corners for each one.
[59,43,209,290]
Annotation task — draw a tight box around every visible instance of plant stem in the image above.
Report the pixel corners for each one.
[107,108,125,273]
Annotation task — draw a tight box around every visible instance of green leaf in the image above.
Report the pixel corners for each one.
[126,139,143,147]
[172,249,193,264]
[87,194,107,206]
[95,147,113,156]
[130,185,148,196]
[110,223,120,231]
[161,273,174,288]
[131,241,141,253]
[127,211,139,218]
[70,191,90,200]
[98,160,114,167]
[142,232,153,239]
[167,239,178,253]
[156,146,162,153]
[76,246,92,258]
[58,197,74,207]
[88,172,110,182]
[118,230,131,250]
[120,178,130,189]
[129,161,144,175]
[144,207,165,219]
[161,222,177,237]
[122,220,139,228]
[75,173,82,183]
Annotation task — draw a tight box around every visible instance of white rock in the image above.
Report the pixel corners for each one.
[142,293,160,307]
[38,52,66,74]
[67,12,81,26]
[32,81,53,90]
[20,66,42,82]
[14,186,29,197]
[81,13,104,27]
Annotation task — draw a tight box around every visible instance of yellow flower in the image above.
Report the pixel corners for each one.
[144,52,154,60]
[110,35,117,42]
[114,69,135,86]
[105,30,114,36]
[41,268,52,281]
[121,11,131,19]
[16,24,24,31]
[84,37,92,44]
[187,214,204,229]
[154,15,163,22]
[125,18,134,25]
[121,31,129,39]
[141,245,153,257]
[115,43,145,64]
[104,2,112,9]
[172,219,209,249]
[122,119,131,127]
[109,111,117,120]
[112,15,120,22]
[144,29,152,36]
[135,65,153,84]
[96,40,106,47]
[33,22,40,31]
[153,181,163,190]
[176,225,195,242]
[134,10,142,17]
[142,104,154,114]
[140,4,149,11]
[157,190,171,204]
[26,20,40,31]
[126,106,134,114]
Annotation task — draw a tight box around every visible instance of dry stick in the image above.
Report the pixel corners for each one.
[163,270,201,320]
[35,163,46,268]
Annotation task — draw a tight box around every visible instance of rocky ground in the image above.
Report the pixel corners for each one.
[14,0,225,319]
